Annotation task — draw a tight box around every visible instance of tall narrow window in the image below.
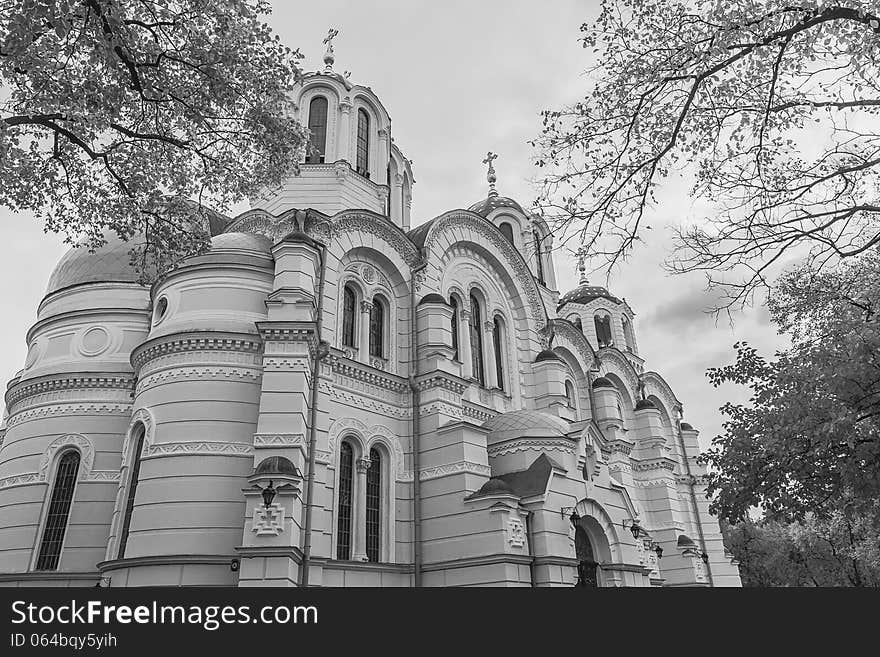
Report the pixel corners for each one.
[306,96,328,164]
[386,163,393,218]
[469,294,485,385]
[35,451,80,570]
[573,316,583,334]
[342,285,356,348]
[622,315,635,353]
[369,297,384,358]
[337,442,354,560]
[533,231,545,285]
[356,108,370,177]
[117,425,146,560]
[499,222,514,243]
[565,380,576,408]
[493,316,505,391]
[450,297,459,360]
[366,448,381,563]
[595,314,613,348]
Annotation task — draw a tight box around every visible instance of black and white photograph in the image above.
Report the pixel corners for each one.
[1,0,879,646]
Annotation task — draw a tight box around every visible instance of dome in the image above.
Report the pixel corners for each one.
[591,376,615,389]
[253,456,299,477]
[483,409,569,441]
[680,422,694,431]
[474,478,515,496]
[210,232,272,254]
[635,398,657,411]
[418,293,448,305]
[468,195,527,218]
[558,283,620,309]
[45,234,144,297]
[535,349,564,363]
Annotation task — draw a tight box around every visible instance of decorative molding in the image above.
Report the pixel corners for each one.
[598,347,641,399]
[6,374,134,411]
[5,402,132,429]
[136,367,261,394]
[487,438,576,458]
[254,433,305,449]
[327,418,412,481]
[143,441,253,459]
[132,334,263,372]
[419,460,490,481]
[331,211,420,268]
[0,433,120,491]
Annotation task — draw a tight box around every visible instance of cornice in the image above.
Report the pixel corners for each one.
[632,457,677,472]
[326,353,408,393]
[131,331,263,371]
[5,372,134,409]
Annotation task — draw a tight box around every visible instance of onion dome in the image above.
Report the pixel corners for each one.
[535,349,564,363]
[418,293,448,305]
[254,456,299,477]
[558,283,620,309]
[680,422,694,431]
[46,234,144,297]
[591,376,615,389]
[635,398,657,411]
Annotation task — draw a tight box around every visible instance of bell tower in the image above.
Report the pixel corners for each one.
[251,30,415,230]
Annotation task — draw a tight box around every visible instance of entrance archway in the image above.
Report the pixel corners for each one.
[574,526,598,587]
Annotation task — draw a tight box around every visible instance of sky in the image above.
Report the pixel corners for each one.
[0,0,789,446]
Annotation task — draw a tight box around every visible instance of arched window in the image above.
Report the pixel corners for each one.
[366,448,381,563]
[450,297,459,360]
[565,380,576,408]
[117,424,146,559]
[35,450,80,570]
[493,316,505,391]
[575,526,598,587]
[499,222,514,243]
[469,294,485,385]
[386,163,393,218]
[356,108,370,177]
[533,231,545,285]
[622,315,635,353]
[572,316,583,334]
[342,285,357,348]
[595,314,613,348]
[336,442,354,560]
[369,296,385,359]
[306,96,328,164]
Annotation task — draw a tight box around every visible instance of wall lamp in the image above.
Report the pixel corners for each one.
[622,519,644,540]
[654,544,663,559]
[701,551,710,565]
[561,507,580,528]
[255,480,276,508]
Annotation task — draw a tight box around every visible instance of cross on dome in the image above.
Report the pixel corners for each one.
[576,247,589,284]
[323,27,339,71]
[482,151,499,198]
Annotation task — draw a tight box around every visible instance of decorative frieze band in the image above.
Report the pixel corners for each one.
[136,367,261,394]
[5,374,135,409]
[419,460,491,482]
[253,433,305,449]
[488,438,577,458]
[142,441,254,459]
[632,457,677,472]
[132,335,263,371]
[5,403,133,429]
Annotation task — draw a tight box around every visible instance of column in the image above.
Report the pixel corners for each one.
[459,309,473,380]
[377,129,389,184]
[353,457,371,562]
[337,99,352,162]
[483,320,498,389]
[359,300,373,364]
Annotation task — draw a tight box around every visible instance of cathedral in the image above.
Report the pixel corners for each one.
[0,39,740,587]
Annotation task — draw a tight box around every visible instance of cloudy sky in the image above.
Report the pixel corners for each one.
[0,0,788,446]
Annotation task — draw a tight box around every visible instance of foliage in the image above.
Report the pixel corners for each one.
[0,0,307,274]
[535,0,880,307]
[702,252,880,521]
[723,502,880,586]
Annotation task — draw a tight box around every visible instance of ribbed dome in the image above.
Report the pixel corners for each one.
[483,409,569,441]
[468,195,527,218]
[558,283,620,309]
[45,234,144,297]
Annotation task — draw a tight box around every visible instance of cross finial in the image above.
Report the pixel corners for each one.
[482,151,499,197]
[576,247,589,284]
[323,28,339,71]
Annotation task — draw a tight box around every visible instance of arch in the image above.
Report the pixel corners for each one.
[574,525,599,587]
[599,347,642,399]
[40,434,94,481]
[469,291,485,386]
[116,422,146,559]
[342,283,358,349]
[306,95,329,164]
[547,319,598,372]
[34,449,81,571]
[594,312,613,348]
[565,380,577,409]
[369,293,387,358]
[641,371,683,417]
[574,498,622,564]
[603,371,635,428]
[449,295,460,361]
[498,221,515,244]
[336,439,355,560]
[493,314,506,392]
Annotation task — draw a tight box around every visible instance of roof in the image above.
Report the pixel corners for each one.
[254,456,299,477]
[558,283,621,310]
[46,234,145,297]
[406,219,435,248]
[497,454,565,498]
[635,398,657,411]
[591,376,615,389]
[467,195,528,218]
[535,349,564,363]
[483,409,570,442]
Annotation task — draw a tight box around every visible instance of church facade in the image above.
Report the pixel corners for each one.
[0,44,741,587]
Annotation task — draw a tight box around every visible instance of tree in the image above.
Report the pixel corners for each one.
[702,252,880,522]
[0,0,307,274]
[534,0,880,307]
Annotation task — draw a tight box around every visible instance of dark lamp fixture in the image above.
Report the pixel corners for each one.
[569,509,581,528]
[623,519,644,540]
[261,480,276,508]
[701,551,709,565]
[654,544,663,559]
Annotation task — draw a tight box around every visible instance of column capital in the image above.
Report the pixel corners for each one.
[483,321,495,333]
[360,300,374,314]
[459,309,472,322]
[356,458,372,473]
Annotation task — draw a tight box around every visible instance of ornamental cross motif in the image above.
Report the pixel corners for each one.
[323,27,339,47]
[576,247,589,284]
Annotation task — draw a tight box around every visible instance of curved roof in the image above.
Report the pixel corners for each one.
[467,195,528,218]
[535,349,564,363]
[591,376,615,389]
[211,232,272,253]
[635,398,657,411]
[184,232,273,269]
[558,283,621,309]
[254,456,299,477]
[680,422,694,431]
[46,234,145,297]
[483,409,569,441]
